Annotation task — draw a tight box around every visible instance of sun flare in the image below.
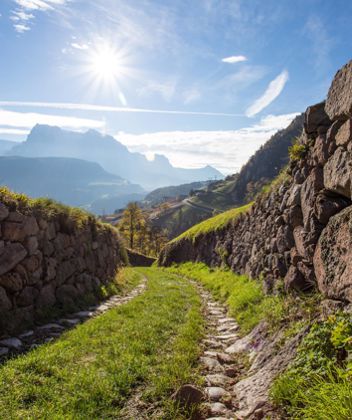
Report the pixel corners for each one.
[89,43,125,83]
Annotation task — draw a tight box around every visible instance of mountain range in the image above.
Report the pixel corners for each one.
[9,125,222,190]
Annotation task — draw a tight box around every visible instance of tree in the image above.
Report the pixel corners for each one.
[118,202,143,249]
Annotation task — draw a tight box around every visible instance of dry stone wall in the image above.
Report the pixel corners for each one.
[159,60,352,304]
[0,198,126,336]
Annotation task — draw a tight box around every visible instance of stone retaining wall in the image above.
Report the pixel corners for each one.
[0,198,126,335]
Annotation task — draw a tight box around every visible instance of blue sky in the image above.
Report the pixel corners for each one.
[0,0,351,173]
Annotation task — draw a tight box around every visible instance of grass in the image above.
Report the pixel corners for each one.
[165,263,284,334]
[0,268,204,419]
[271,314,352,419]
[171,202,252,243]
[166,263,319,337]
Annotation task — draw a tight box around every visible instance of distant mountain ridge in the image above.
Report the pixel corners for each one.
[9,125,222,190]
[0,156,144,209]
[0,139,17,155]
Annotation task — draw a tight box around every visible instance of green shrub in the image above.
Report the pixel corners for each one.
[288,140,307,162]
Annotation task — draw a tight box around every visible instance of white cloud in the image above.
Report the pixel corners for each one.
[0,101,242,117]
[0,128,29,136]
[222,55,247,64]
[116,112,299,174]
[71,42,89,50]
[246,70,289,117]
[13,23,30,33]
[0,109,104,131]
[11,0,68,32]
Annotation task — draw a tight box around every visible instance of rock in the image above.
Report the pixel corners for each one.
[37,323,64,331]
[0,347,9,356]
[0,337,22,350]
[2,216,39,242]
[335,118,352,147]
[314,190,350,225]
[284,265,310,292]
[0,286,12,311]
[206,374,234,387]
[0,243,27,276]
[172,384,204,408]
[209,402,228,416]
[206,387,229,402]
[324,147,352,198]
[56,284,78,306]
[201,357,224,372]
[312,134,330,166]
[0,272,23,292]
[314,206,352,301]
[17,287,39,307]
[304,102,331,135]
[25,236,38,256]
[286,185,302,207]
[325,60,352,120]
[0,203,9,221]
[300,167,324,227]
[36,284,56,308]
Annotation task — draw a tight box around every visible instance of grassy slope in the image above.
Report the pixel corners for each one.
[171,202,252,243]
[0,268,204,419]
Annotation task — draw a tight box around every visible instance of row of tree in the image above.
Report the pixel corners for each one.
[117,202,168,257]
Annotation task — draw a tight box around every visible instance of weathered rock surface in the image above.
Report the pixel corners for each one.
[314,206,352,301]
[325,60,352,120]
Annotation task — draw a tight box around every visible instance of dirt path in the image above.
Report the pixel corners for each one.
[0,277,147,363]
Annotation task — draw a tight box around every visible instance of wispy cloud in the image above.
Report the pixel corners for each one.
[71,42,89,50]
[0,108,104,132]
[0,101,243,117]
[222,55,247,64]
[116,112,299,174]
[246,70,289,117]
[11,0,68,32]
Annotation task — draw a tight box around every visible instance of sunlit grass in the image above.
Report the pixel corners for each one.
[0,268,204,419]
[171,202,252,243]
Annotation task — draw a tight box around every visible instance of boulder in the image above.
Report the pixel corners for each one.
[300,167,324,227]
[325,60,352,120]
[314,190,350,225]
[56,284,78,306]
[335,118,352,147]
[284,265,310,292]
[304,102,331,135]
[324,147,352,198]
[0,243,27,276]
[314,206,352,301]
[172,384,204,408]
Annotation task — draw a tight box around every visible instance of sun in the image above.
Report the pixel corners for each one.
[88,43,125,83]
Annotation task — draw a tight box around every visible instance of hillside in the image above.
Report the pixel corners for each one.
[149,114,303,238]
[9,125,222,190]
[144,181,209,206]
[0,156,144,210]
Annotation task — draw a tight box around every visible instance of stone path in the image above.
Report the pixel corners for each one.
[0,278,147,363]
[196,285,245,419]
